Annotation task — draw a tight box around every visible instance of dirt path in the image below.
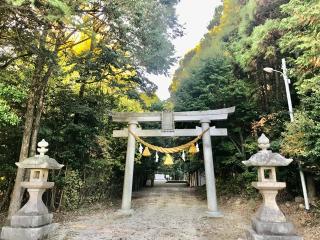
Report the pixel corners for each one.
[58,182,253,240]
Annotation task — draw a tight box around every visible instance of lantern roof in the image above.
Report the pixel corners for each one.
[242,134,292,167]
[15,139,64,170]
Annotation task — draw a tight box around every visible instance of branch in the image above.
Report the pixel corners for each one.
[57,18,106,52]
[228,136,242,155]
[0,52,32,69]
[57,37,91,52]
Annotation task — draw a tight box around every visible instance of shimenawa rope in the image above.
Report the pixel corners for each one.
[128,128,209,154]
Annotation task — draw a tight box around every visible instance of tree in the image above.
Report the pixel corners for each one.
[172,57,258,188]
[170,0,320,198]
[173,58,247,111]
[1,0,181,216]
[279,0,320,182]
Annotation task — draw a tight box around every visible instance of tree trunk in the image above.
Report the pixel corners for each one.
[0,180,13,211]
[275,70,280,101]
[261,74,269,112]
[8,89,37,217]
[29,92,45,156]
[73,83,86,124]
[7,61,51,218]
[306,174,317,201]
[30,66,52,156]
[239,130,245,160]
[50,171,56,210]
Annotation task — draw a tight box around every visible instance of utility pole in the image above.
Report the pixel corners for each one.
[281,58,309,210]
[263,58,310,210]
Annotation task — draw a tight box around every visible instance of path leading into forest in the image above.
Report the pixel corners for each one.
[58,181,252,240]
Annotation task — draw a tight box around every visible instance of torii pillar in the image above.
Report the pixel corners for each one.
[201,119,221,217]
[112,107,235,217]
[120,120,137,214]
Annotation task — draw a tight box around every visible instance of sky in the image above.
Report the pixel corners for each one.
[148,0,222,100]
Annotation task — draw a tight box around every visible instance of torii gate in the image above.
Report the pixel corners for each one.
[112,106,235,217]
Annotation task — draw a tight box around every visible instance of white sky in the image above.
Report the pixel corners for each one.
[148,0,222,100]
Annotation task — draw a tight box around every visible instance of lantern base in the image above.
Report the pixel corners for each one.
[245,228,303,240]
[1,223,58,240]
[252,217,296,235]
[11,213,53,228]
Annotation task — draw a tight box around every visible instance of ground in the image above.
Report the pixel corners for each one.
[57,182,252,240]
[53,182,319,240]
[0,181,318,239]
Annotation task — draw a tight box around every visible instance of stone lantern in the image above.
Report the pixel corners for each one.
[1,140,64,240]
[242,134,302,240]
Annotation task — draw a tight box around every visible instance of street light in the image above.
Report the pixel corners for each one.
[263,67,286,77]
[262,67,274,73]
[263,58,310,210]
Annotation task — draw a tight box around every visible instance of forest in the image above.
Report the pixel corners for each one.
[171,0,320,201]
[0,0,319,222]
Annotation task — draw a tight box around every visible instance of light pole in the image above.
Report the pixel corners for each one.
[263,58,310,210]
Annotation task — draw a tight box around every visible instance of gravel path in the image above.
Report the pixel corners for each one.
[58,181,252,240]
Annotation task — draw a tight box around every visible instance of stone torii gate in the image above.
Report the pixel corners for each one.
[112,106,235,217]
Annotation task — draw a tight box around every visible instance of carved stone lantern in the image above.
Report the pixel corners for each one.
[242,134,302,240]
[1,140,64,240]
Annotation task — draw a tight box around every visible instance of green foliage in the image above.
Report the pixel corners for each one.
[61,170,83,210]
[0,0,180,211]
[277,0,320,178]
[281,112,320,175]
[207,5,223,30]
[170,0,242,91]
[172,0,320,197]
[279,0,320,93]
[216,170,258,198]
[172,55,259,196]
[233,19,281,70]
[0,78,27,126]
[173,57,251,111]
[7,0,25,6]
[0,100,20,126]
